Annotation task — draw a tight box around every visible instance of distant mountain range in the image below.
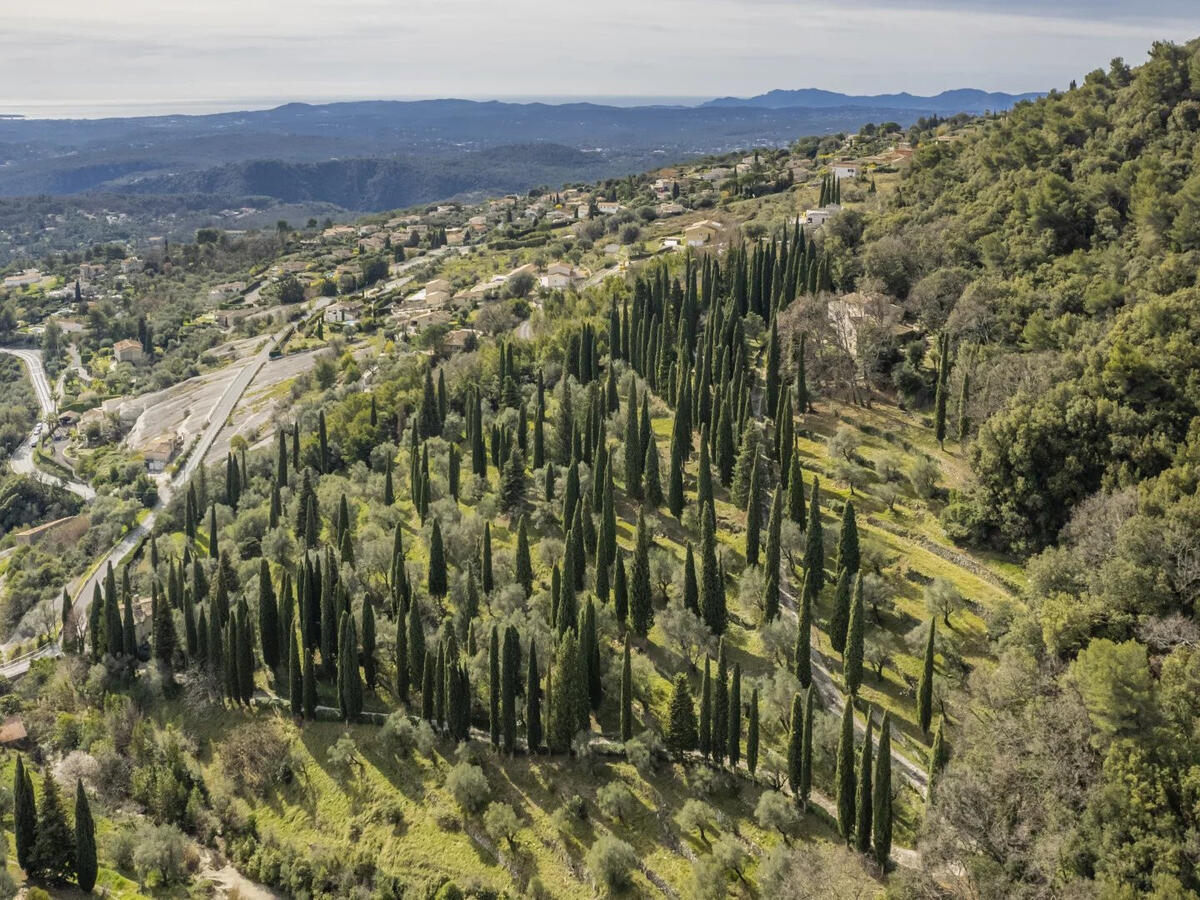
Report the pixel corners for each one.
[703,88,1043,114]
[0,90,1040,218]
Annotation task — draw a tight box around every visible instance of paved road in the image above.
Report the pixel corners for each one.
[0,301,332,675]
[0,347,96,500]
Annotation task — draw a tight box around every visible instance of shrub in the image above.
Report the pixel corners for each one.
[596,782,638,823]
[755,790,801,841]
[446,762,489,814]
[483,802,520,848]
[586,835,637,892]
[220,719,294,796]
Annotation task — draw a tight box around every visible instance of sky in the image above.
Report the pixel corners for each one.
[2,0,1197,118]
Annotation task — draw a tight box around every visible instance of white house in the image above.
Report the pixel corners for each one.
[800,206,839,228]
[831,161,860,179]
[596,200,622,215]
[684,220,725,247]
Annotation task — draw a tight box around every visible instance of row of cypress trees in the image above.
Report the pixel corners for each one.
[13,758,96,891]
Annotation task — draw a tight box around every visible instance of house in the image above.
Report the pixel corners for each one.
[425,290,452,307]
[0,717,29,750]
[143,434,179,473]
[800,206,839,228]
[113,339,144,363]
[11,515,89,548]
[827,292,909,358]
[208,281,246,302]
[443,328,481,352]
[684,220,725,246]
[596,200,622,215]
[656,202,685,217]
[445,228,466,246]
[575,203,591,220]
[540,262,585,289]
[325,301,364,325]
[426,278,452,295]
[214,307,253,328]
[2,268,43,289]
[506,263,539,283]
[831,161,860,179]
[120,257,144,274]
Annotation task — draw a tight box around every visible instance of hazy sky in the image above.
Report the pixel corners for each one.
[3,0,1197,117]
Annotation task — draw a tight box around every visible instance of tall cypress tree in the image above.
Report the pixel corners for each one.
[763,488,782,622]
[699,511,725,634]
[481,522,494,595]
[33,767,74,881]
[619,634,633,741]
[407,598,426,690]
[698,656,712,758]
[614,553,628,626]
[515,517,534,596]
[488,626,501,747]
[14,756,34,872]
[836,500,860,577]
[548,631,583,753]
[787,691,804,796]
[74,778,97,892]
[835,701,856,842]
[933,333,949,448]
[394,610,409,705]
[829,567,853,656]
[665,673,697,758]
[958,370,971,444]
[804,477,824,591]
[800,685,814,805]
[630,513,653,636]
[361,603,377,691]
[795,572,813,689]
[727,662,741,768]
[258,559,279,670]
[918,619,936,733]
[854,713,874,854]
[427,519,447,597]
[643,430,662,508]
[712,641,728,765]
[928,716,950,795]
[845,574,865,695]
[302,646,317,718]
[208,503,219,558]
[501,625,520,754]
[526,640,542,752]
[745,459,762,566]
[787,455,806,525]
[288,630,302,717]
[873,711,893,867]
[747,688,760,776]
[338,611,363,720]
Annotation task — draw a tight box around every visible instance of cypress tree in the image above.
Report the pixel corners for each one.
[427,519,447,597]
[526,640,542,752]
[836,500,860,577]
[918,619,936,733]
[620,634,633,741]
[800,685,814,805]
[548,631,582,753]
[502,625,520,753]
[747,688,760,775]
[630,513,653,636]
[835,701,856,842]
[151,580,176,668]
[407,598,426,689]
[582,598,602,711]
[803,477,824,591]
[667,424,685,517]
[845,574,865,695]
[489,626,501,747]
[787,691,804,796]
[787,459,805,526]
[712,641,728,765]
[481,522,494,594]
[361,603,377,692]
[727,662,741,768]
[237,604,255,704]
[420,653,436,723]
[419,366,441,438]
[699,511,725,634]
[624,382,642,497]
[614,553,628,626]
[394,610,409,705]
[121,590,136,657]
[302,647,317,718]
[74,779,97,892]
[683,542,699,614]
[745,459,762,566]
[795,572,813,688]
[515,517,534,596]
[933,333,949,448]
[698,656,712,758]
[873,711,893,867]
[208,503,219,558]
[14,756,34,872]
[643,430,662,508]
[33,767,74,881]
[928,716,950,794]
[958,370,971,444]
[60,588,74,653]
[763,488,782,622]
[854,713,874,854]
[288,631,302,716]
[318,410,329,472]
[830,567,853,655]
[665,673,697,758]
[258,559,279,670]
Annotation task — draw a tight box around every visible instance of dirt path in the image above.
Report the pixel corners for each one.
[197,848,284,899]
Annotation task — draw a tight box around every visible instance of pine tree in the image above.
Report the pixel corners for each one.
[873,711,893,867]
[665,673,698,758]
[526,640,542,752]
[14,757,34,872]
[620,634,633,741]
[747,688,760,775]
[74,779,97,892]
[918,619,936,733]
[630,513,653,636]
[845,574,865,695]
[835,701,856,842]
[854,713,874,854]
[32,767,74,880]
[427,519,447,597]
